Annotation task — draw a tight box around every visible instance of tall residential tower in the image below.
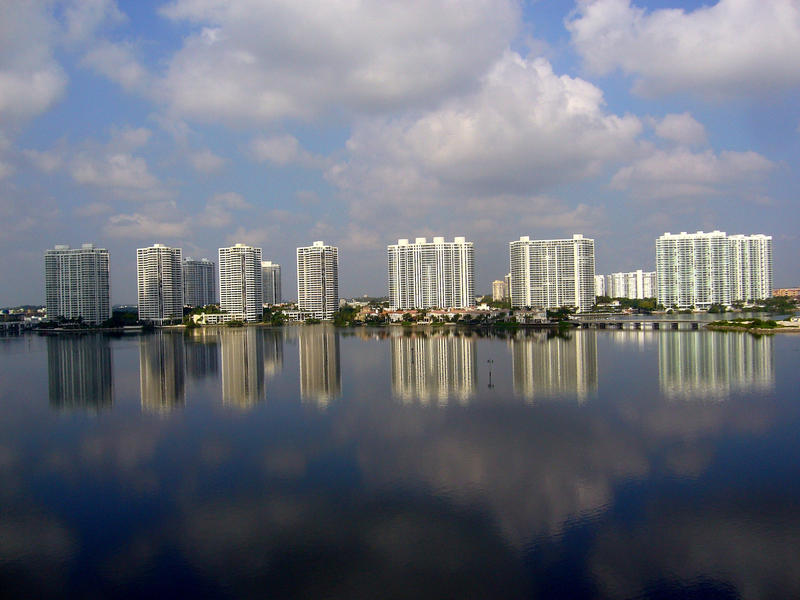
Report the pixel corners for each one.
[183,258,217,308]
[137,244,184,324]
[509,235,596,312]
[45,243,111,324]
[261,261,282,305]
[297,241,339,320]
[387,236,474,310]
[219,244,263,322]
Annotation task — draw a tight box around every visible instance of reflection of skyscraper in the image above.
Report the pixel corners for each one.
[298,325,341,406]
[658,331,774,400]
[139,333,186,413]
[47,335,113,412]
[391,332,476,404]
[510,331,598,402]
[184,329,220,379]
[220,328,265,408]
[263,329,284,378]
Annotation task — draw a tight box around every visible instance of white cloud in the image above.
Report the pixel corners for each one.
[63,0,126,44]
[652,113,707,146]
[0,161,13,180]
[567,0,800,98]
[82,41,149,92]
[71,153,159,191]
[197,192,251,227]
[249,135,324,168]
[0,2,66,123]
[105,212,188,239]
[24,148,64,173]
[189,148,226,173]
[329,51,641,213]
[611,148,774,200]
[158,0,518,123]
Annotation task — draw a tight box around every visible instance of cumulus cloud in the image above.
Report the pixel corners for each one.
[249,135,325,168]
[0,2,66,123]
[652,112,707,146]
[71,153,159,190]
[198,192,251,227]
[611,148,774,200]
[329,51,641,213]
[81,41,149,92]
[158,0,518,123]
[105,212,188,239]
[189,148,226,173]
[567,0,800,98]
[63,0,126,44]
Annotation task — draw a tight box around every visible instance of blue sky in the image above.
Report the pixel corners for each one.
[1,0,799,305]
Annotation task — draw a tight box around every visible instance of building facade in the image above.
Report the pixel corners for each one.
[509,235,596,312]
[261,261,282,305]
[137,244,184,324]
[297,241,339,320]
[387,236,475,310]
[602,270,657,299]
[45,243,111,324]
[219,244,263,322]
[183,258,216,308]
[656,231,772,309]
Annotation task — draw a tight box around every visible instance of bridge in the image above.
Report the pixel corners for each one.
[0,321,24,334]
[569,316,705,330]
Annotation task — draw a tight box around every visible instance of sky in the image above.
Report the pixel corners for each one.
[1,0,799,305]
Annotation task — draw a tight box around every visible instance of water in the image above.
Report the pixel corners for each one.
[1,326,799,598]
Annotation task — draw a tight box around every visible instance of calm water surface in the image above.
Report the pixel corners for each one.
[1,326,799,599]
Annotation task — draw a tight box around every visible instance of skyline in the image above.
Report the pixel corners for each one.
[2,0,799,305]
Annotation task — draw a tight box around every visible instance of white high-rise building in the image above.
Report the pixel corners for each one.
[261,261,282,305]
[509,234,596,312]
[728,234,773,303]
[594,275,606,298]
[137,244,183,324]
[387,236,475,310]
[297,241,339,320]
[183,258,216,308]
[45,243,111,324]
[604,270,657,299]
[219,244,263,322]
[656,231,772,309]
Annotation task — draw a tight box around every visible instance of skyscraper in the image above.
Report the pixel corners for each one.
[183,258,217,308]
[219,244,263,322]
[137,244,184,325]
[297,241,339,320]
[44,243,111,324]
[509,234,596,312]
[603,270,657,299]
[728,234,773,303]
[261,261,282,305]
[492,280,506,302]
[387,236,474,310]
[655,231,772,309]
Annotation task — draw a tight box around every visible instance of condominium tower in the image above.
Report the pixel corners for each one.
[261,261,282,305]
[602,270,657,299]
[137,244,183,324]
[509,235,596,312]
[656,231,772,309]
[387,236,475,310]
[183,258,217,308]
[219,244,263,322]
[297,241,339,320]
[45,243,111,324]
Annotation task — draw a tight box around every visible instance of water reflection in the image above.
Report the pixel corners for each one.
[220,329,265,409]
[509,330,598,402]
[184,329,219,379]
[139,333,185,413]
[390,331,476,404]
[47,335,113,412]
[658,331,774,400]
[298,325,341,406]
[263,330,283,379]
